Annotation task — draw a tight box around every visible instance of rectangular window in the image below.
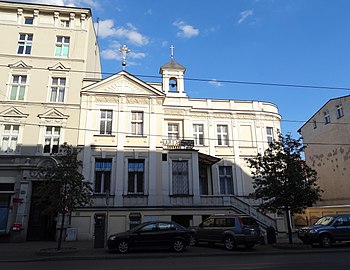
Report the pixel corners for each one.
[24,17,33,25]
[94,159,112,194]
[219,166,233,195]
[60,20,70,27]
[217,125,228,146]
[43,126,60,153]
[100,110,112,135]
[55,36,70,57]
[324,112,331,124]
[168,123,179,140]
[50,77,66,102]
[128,159,144,194]
[266,127,274,144]
[17,33,33,55]
[131,112,143,135]
[172,160,189,195]
[313,120,317,129]
[336,105,344,119]
[1,125,19,152]
[10,75,27,101]
[193,124,204,145]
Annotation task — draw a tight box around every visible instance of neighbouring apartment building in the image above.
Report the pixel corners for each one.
[72,58,283,240]
[298,95,350,225]
[0,1,101,242]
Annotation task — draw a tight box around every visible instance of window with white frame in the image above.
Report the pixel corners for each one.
[168,123,179,139]
[219,166,233,195]
[50,77,66,102]
[55,36,70,57]
[17,33,33,55]
[336,105,344,119]
[266,127,274,144]
[324,111,331,124]
[172,160,189,195]
[10,75,27,101]
[131,112,143,135]
[94,159,112,194]
[217,125,228,146]
[193,124,204,145]
[128,159,144,194]
[99,110,112,135]
[43,126,60,153]
[1,125,19,152]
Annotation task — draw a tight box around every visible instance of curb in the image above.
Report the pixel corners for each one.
[2,246,350,263]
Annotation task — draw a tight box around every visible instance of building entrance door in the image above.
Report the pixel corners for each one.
[27,182,57,241]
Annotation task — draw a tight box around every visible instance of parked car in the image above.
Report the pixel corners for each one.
[188,214,261,250]
[107,221,190,253]
[297,214,350,247]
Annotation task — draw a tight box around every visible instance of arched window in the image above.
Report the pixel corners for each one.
[169,77,177,92]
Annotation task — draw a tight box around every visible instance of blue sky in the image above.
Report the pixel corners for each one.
[12,0,350,138]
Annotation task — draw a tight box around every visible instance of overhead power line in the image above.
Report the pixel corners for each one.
[1,64,350,92]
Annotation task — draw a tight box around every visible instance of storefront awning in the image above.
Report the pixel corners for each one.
[198,152,221,166]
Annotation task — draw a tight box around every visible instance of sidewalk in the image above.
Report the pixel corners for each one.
[1,236,350,263]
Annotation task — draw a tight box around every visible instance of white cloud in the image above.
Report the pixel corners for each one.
[96,20,149,46]
[100,42,146,61]
[95,19,117,38]
[173,21,199,38]
[208,79,223,88]
[238,9,254,24]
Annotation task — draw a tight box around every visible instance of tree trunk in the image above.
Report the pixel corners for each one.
[285,206,293,244]
[57,211,65,250]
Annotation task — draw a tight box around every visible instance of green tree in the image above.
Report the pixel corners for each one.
[36,143,93,250]
[246,134,322,244]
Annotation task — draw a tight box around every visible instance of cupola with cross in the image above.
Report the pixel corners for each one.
[159,45,187,97]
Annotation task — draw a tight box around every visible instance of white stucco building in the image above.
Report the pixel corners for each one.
[0,1,101,242]
[72,57,283,240]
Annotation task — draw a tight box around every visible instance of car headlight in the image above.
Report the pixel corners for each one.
[308,229,317,234]
[109,235,117,241]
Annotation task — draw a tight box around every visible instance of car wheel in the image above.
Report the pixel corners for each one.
[319,234,332,248]
[117,240,129,253]
[173,239,185,252]
[223,236,236,251]
[189,233,198,246]
[244,244,255,249]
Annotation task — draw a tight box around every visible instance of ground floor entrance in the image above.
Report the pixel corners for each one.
[26,181,57,241]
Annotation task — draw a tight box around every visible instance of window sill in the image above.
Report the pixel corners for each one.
[123,194,147,197]
[126,135,147,138]
[169,194,193,197]
[93,134,115,137]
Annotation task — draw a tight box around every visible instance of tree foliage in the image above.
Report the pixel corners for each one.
[246,134,322,214]
[36,143,92,249]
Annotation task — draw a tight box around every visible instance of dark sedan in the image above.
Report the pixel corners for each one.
[107,221,190,253]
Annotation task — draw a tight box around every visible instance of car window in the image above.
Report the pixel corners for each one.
[158,223,175,231]
[202,218,214,227]
[139,223,157,232]
[314,216,334,226]
[226,218,235,227]
[240,217,258,226]
[335,217,350,226]
[215,218,227,227]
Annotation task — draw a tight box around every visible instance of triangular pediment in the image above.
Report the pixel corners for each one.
[48,62,70,71]
[38,108,69,119]
[0,107,29,118]
[8,60,32,69]
[82,71,164,97]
